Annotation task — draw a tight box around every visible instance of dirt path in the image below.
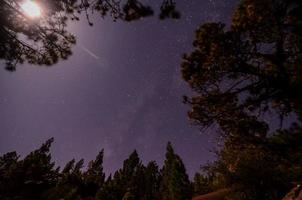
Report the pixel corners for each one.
[192,188,231,200]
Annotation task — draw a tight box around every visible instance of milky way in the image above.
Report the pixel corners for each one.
[0,0,238,177]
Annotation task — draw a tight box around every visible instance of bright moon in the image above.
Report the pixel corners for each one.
[21,0,41,17]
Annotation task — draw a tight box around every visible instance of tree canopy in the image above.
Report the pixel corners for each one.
[196,125,302,200]
[0,0,180,71]
[182,0,302,137]
[181,0,302,199]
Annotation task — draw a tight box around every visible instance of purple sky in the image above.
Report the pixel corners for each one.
[0,0,237,177]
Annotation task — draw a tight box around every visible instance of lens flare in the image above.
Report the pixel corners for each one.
[21,0,41,18]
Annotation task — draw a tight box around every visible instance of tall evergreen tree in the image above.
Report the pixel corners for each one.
[180,1,302,198]
[97,150,145,200]
[45,158,85,200]
[181,0,302,138]
[143,161,161,200]
[0,138,58,200]
[118,150,146,200]
[83,149,106,198]
[159,142,192,200]
[96,175,120,200]
[0,151,20,200]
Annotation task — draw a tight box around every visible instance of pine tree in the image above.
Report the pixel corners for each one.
[0,151,19,199]
[0,138,58,199]
[83,149,106,198]
[97,150,145,200]
[118,150,145,200]
[159,142,192,200]
[181,0,302,138]
[45,158,84,200]
[96,175,120,200]
[143,161,161,200]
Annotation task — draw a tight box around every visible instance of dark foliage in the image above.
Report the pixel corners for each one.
[192,172,212,196]
[159,0,180,20]
[182,0,302,199]
[0,138,58,200]
[0,0,179,70]
[193,125,302,200]
[159,142,192,200]
[182,0,302,137]
[0,141,190,200]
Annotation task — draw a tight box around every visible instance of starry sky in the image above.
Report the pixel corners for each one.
[0,0,237,177]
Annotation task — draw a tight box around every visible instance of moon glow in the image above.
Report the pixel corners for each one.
[21,0,41,18]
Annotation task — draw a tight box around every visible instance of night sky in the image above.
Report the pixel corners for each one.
[0,0,237,177]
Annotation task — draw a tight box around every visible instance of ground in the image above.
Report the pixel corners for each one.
[192,188,230,200]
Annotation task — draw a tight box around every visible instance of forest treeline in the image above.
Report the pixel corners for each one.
[1,127,302,200]
[0,140,194,200]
